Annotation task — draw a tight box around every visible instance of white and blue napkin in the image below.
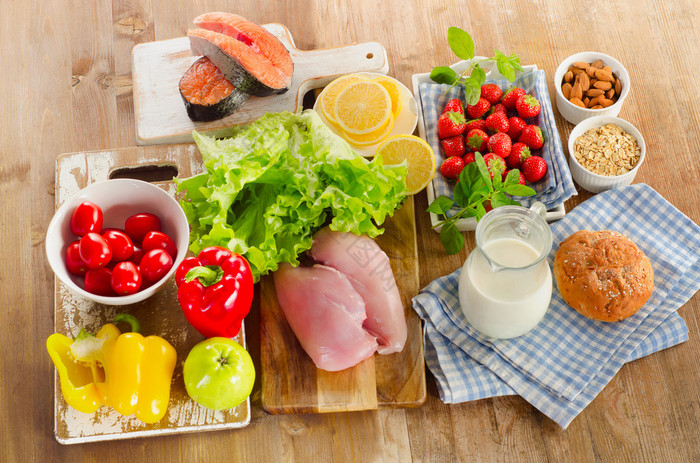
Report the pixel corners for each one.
[412,184,700,428]
[419,70,577,212]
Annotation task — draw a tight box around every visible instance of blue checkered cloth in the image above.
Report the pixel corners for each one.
[412,184,700,428]
[419,70,577,212]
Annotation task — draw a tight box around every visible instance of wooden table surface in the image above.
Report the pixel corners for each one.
[2,0,699,461]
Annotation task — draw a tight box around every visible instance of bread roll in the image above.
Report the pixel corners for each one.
[553,230,654,322]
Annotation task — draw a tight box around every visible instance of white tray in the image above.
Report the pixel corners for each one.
[411,58,566,232]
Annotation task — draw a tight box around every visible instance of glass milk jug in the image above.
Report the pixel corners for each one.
[458,203,553,339]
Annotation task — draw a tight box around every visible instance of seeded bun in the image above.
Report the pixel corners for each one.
[553,230,654,322]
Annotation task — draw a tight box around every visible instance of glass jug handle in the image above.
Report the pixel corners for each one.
[529,201,547,220]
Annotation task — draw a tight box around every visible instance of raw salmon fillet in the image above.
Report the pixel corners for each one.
[188,12,293,96]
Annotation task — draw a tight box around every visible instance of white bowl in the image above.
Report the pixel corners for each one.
[567,116,646,193]
[46,179,190,305]
[554,52,630,125]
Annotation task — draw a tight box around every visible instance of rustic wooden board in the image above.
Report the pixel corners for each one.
[132,23,389,145]
[53,145,250,444]
[260,196,427,414]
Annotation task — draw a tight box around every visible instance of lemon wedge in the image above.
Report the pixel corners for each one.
[375,135,436,195]
[318,74,368,125]
[333,80,392,135]
[373,76,403,118]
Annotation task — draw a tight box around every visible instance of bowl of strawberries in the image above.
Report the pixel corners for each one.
[412,58,572,231]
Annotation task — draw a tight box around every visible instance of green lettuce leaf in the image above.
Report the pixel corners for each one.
[174,110,407,281]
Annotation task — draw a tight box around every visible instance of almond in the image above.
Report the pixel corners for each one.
[606,88,615,99]
[603,65,612,73]
[588,95,603,107]
[569,97,585,108]
[585,66,596,77]
[591,59,604,69]
[594,80,613,91]
[583,97,590,106]
[614,78,622,94]
[600,98,615,107]
[594,69,614,82]
[570,82,583,100]
[564,71,574,83]
[573,61,589,69]
[586,88,605,97]
[591,104,604,109]
[579,73,591,91]
[562,82,573,99]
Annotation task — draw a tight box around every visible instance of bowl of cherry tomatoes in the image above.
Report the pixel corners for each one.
[45,178,190,305]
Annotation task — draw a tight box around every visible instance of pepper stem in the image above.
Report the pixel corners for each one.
[114,313,141,333]
[185,265,224,287]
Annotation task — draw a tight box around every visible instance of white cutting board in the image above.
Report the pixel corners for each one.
[132,24,389,145]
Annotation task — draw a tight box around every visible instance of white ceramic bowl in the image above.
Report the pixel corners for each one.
[567,116,646,193]
[46,179,190,305]
[554,52,630,125]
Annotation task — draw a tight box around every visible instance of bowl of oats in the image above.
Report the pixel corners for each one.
[568,115,645,193]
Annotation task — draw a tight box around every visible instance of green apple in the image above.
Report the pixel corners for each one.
[183,337,255,410]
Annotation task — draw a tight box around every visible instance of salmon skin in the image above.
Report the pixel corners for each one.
[178,56,249,122]
[188,12,293,97]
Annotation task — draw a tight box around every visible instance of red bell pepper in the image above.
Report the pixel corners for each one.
[175,246,254,338]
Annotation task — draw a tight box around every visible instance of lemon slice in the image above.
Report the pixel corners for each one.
[375,135,436,195]
[318,74,368,125]
[373,76,403,118]
[343,112,395,147]
[333,81,392,135]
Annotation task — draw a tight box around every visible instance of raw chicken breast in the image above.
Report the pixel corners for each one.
[310,228,407,354]
[273,263,378,371]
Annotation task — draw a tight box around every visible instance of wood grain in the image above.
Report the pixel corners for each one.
[2,0,699,461]
[260,197,426,414]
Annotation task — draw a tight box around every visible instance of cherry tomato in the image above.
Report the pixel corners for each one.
[65,241,88,276]
[84,267,116,296]
[129,245,145,266]
[70,202,103,236]
[102,229,134,262]
[111,261,142,295]
[79,232,112,269]
[124,213,161,243]
[140,248,173,283]
[142,231,177,259]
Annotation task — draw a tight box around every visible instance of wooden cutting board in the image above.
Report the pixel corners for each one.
[260,197,427,414]
[53,145,251,444]
[132,23,389,145]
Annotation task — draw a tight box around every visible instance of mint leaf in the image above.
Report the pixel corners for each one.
[453,179,470,208]
[474,153,493,191]
[503,184,537,196]
[430,66,458,85]
[440,221,464,255]
[503,168,521,186]
[468,184,489,204]
[508,53,524,73]
[489,191,511,209]
[470,66,486,86]
[463,77,481,106]
[459,162,481,196]
[495,53,516,82]
[427,196,454,215]
[447,27,474,60]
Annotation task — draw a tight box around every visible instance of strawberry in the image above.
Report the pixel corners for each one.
[487,132,512,158]
[465,118,487,132]
[440,156,466,179]
[501,87,526,110]
[505,142,531,169]
[521,156,548,183]
[491,103,507,115]
[466,97,491,119]
[518,125,545,150]
[441,135,466,157]
[463,152,476,165]
[483,153,506,180]
[515,94,541,119]
[484,111,509,133]
[442,98,464,115]
[507,116,527,140]
[480,83,503,105]
[465,129,489,153]
[437,111,466,139]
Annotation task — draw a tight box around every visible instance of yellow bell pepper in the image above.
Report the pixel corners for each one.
[46,314,177,424]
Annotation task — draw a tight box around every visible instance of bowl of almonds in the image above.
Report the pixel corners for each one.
[554,52,630,125]
[567,115,645,193]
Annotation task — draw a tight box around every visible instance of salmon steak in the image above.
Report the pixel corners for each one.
[187,12,294,97]
[178,56,249,122]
